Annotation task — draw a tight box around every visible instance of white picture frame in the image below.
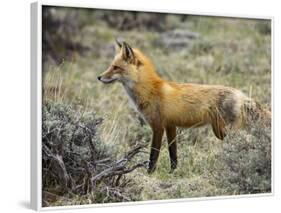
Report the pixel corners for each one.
[31,1,274,211]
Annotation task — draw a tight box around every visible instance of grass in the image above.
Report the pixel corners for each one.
[43,14,271,206]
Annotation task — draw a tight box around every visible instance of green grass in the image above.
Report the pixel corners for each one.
[43,15,271,205]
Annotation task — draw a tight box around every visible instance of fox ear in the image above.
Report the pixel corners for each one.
[115,38,122,52]
[121,42,135,63]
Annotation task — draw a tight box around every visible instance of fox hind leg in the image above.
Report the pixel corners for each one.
[211,115,227,140]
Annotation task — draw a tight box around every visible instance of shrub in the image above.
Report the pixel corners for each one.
[213,121,271,194]
[42,101,145,206]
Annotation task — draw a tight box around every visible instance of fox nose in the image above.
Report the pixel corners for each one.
[97,76,101,81]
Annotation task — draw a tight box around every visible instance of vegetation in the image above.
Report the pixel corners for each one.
[42,101,146,206]
[42,6,271,206]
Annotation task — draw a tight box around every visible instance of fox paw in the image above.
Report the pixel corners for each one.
[147,162,156,174]
[169,167,177,174]
[147,166,156,174]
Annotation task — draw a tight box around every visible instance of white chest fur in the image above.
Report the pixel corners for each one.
[122,82,137,106]
[122,81,148,123]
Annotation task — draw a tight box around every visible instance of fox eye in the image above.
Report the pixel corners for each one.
[113,65,122,71]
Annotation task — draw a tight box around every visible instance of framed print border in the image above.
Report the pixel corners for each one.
[31,0,274,211]
[31,2,43,210]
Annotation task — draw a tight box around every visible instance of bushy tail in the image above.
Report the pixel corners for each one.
[243,99,271,128]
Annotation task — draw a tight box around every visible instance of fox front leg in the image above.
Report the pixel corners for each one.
[165,126,177,172]
[147,127,164,174]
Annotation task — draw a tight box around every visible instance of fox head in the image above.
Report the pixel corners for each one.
[97,40,145,85]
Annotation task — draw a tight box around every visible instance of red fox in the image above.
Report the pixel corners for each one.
[98,40,271,173]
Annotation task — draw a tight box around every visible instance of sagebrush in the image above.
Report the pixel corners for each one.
[42,101,145,206]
